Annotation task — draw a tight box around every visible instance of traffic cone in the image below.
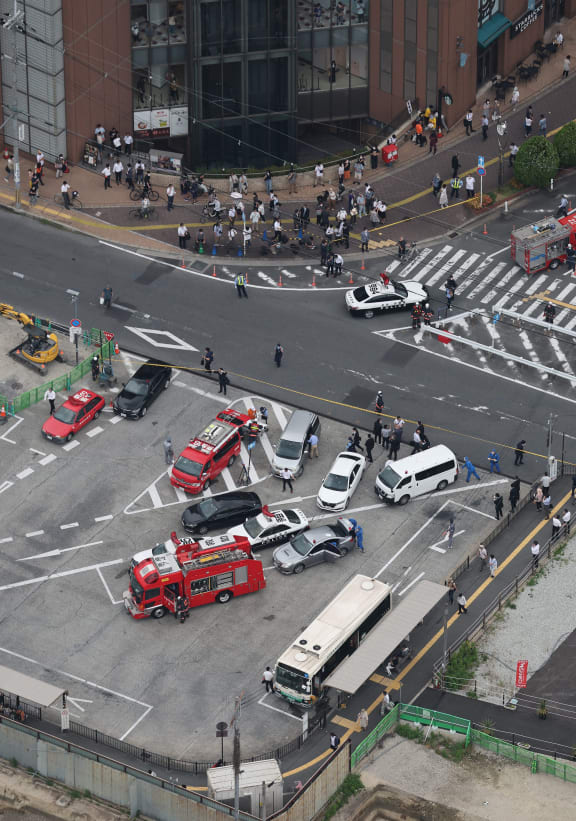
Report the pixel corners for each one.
[114,342,120,355]
[181,258,186,269]
[0,405,6,423]
[361,257,365,271]
[211,245,217,255]
[212,265,217,277]
[278,274,283,287]
[348,271,353,284]
[312,273,316,287]
[245,273,249,285]
[483,223,488,235]
[237,247,243,257]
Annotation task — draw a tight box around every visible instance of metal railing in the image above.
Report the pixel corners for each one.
[350,705,399,768]
[472,730,576,781]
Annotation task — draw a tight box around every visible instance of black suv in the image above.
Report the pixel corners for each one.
[182,492,262,534]
[112,359,172,419]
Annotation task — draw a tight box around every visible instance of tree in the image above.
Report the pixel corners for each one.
[514,136,559,189]
[553,122,576,167]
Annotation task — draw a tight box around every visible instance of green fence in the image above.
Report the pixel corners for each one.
[351,705,399,768]
[400,704,472,745]
[1,335,115,415]
[472,730,576,783]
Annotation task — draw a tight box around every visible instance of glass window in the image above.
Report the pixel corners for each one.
[270,0,288,48]
[270,57,289,111]
[201,1,221,57]
[248,0,268,51]
[222,0,242,53]
[404,0,417,101]
[222,62,242,114]
[380,0,393,93]
[248,60,268,113]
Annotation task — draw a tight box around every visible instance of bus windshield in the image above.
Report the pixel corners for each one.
[377,464,401,489]
[275,663,310,694]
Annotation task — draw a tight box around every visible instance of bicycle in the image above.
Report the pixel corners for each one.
[130,186,160,202]
[129,206,156,220]
[53,190,82,209]
[401,241,419,263]
[200,204,224,223]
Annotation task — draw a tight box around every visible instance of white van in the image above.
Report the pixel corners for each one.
[375,445,458,505]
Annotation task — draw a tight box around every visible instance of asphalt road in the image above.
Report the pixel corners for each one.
[0,204,574,478]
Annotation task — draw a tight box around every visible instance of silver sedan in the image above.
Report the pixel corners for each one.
[272,519,355,574]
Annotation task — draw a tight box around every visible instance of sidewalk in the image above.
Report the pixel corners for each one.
[2,17,576,265]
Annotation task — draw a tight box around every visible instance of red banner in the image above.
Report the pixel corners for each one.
[516,660,528,688]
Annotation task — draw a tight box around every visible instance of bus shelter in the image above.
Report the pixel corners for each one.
[324,580,446,694]
[0,665,65,709]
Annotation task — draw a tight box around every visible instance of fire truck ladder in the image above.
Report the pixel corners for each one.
[180,548,248,572]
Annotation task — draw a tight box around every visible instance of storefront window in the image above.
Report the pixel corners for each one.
[131,1,186,48]
[133,64,185,110]
[478,0,500,27]
[297,0,369,32]
[201,62,242,118]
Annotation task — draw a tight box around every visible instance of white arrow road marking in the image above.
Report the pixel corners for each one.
[66,696,94,713]
[428,529,466,553]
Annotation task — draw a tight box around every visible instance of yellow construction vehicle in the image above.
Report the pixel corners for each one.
[1,303,63,371]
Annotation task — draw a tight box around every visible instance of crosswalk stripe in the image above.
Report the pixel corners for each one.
[465,262,507,300]
[493,278,525,310]
[220,468,237,492]
[397,247,433,278]
[385,259,401,274]
[481,266,521,305]
[427,249,467,287]
[525,274,548,295]
[445,253,482,291]
[408,245,453,282]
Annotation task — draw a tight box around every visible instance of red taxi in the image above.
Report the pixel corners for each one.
[171,408,250,494]
[42,388,105,443]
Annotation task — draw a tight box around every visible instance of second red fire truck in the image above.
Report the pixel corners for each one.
[124,534,266,621]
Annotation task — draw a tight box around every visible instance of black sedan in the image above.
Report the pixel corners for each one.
[112,359,172,419]
[181,491,262,535]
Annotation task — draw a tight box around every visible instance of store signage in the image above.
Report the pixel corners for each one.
[515,660,528,688]
[510,2,543,39]
[134,106,188,137]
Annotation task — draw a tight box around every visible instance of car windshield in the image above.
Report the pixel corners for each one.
[243,516,264,538]
[198,498,218,517]
[174,455,203,478]
[290,533,312,556]
[123,378,148,396]
[394,282,408,298]
[378,464,401,489]
[323,472,348,491]
[151,543,168,556]
[53,406,76,424]
[353,286,369,301]
[276,439,302,459]
[285,510,301,524]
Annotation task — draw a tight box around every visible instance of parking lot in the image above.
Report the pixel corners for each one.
[0,357,514,759]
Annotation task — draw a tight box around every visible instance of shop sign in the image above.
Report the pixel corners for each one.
[510,2,543,39]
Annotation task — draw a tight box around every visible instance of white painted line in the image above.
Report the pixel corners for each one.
[119,705,155,741]
[525,274,548,295]
[465,262,507,301]
[0,414,24,443]
[126,326,199,351]
[271,401,288,430]
[173,486,189,503]
[25,530,45,538]
[451,501,500,519]
[0,482,14,495]
[0,558,124,590]
[94,514,114,522]
[220,467,237,492]
[409,245,453,283]
[481,266,521,306]
[240,443,260,483]
[172,380,229,403]
[429,545,447,554]
[18,541,104,561]
[109,415,123,424]
[16,468,34,480]
[38,454,57,466]
[257,694,303,721]
[444,253,482,291]
[62,440,80,451]
[60,522,79,530]
[97,567,123,606]
[374,504,448,579]
[0,537,13,544]
[493,277,525,310]
[259,432,276,465]
[29,448,46,456]
[148,482,164,509]
[86,426,104,437]
[398,572,425,596]
[426,249,467,288]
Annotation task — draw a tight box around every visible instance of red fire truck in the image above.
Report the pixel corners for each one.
[123,534,266,620]
[170,408,250,494]
[511,213,576,274]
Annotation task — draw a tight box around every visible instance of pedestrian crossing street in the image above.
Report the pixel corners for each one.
[124,397,289,515]
[386,243,576,329]
[374,244,576,393]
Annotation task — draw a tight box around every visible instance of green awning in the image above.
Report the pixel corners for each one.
[478,13,512,49]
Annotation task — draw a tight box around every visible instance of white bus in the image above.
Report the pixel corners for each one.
[273,575,392,707]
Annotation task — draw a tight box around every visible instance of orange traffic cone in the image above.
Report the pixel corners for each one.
[482,223,488,235]
[114,342,120,355]
[181,258,186,269]
[361,257,365,271]
[245,273,249,285]
[212,265,217,277]
[278,274,283,287]
[312,273,316,287]
[348,271,353,285]
[0,405,6,420]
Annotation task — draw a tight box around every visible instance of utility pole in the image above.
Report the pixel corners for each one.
[229,696,242,821]
[441,603,449,690]
[1,0,25,208]
[496,121,508,188]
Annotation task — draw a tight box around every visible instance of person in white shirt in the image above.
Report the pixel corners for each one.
[102,163,111,189]
[273,219,282,241]
[281,467,294,493]
[113,159,123,185]
[262,666,274,693]
[465,175,475,199]
[177,222,189,248]
[314,162,324,187]
[531,540,540,568]
[44,387,56,414]
[562,508,571,533]
[250,209,260,234]
[166,183,175,211]
[243,225,252,248]
[140,196,150,218]
[123,133,133,155]
[135,160,145,185]
[60,180,71,210]
[489,554,498,577]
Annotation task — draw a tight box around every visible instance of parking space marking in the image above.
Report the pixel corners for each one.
[271,402,288,430]
[94,515,114,522]
[257,693,304,722]
[16,468,34,480]
[0,558,123,590]
[25,530,45,538]
[0,414,24,443]
[259,433,276,465]
[60,522,79,530]
[18,541,104,562]
[0,481,14,495]
[97,567,123,605]
[173,485,189,503]
[0,537,13,544]
[109,415,123,424]
[62,440,80,451]
[374,503,449,580]
[451,500,501,519]
[29,448,46,456]
[38,454,57,466]
[398,572,425,596]
[86,426,104,437]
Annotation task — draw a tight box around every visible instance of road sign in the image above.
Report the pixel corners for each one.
[103,331,114,341]
[70,318,81,328]
[406,99,413,115]
[478,155,485,168]
[60,708,70,731]
[515,660,528,688]
[477,167,486,176]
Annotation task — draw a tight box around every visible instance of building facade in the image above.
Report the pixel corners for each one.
[0,0,574,169]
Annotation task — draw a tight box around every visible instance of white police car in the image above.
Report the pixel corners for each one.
[345,279,429,318]
[228,507,309,549]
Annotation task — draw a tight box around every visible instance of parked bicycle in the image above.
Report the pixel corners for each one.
[401,241,420,264]
[129,205,156,220]
[201,204,224,222]
[53,190,82,209]
[130,186,160,202]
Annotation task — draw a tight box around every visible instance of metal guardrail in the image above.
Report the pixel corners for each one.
[493,307,576,340]
[472,730,576,781]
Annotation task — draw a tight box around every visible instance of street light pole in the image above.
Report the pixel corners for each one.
[496,121,508,188]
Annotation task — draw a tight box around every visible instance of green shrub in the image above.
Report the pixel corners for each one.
[396,723,424,741]
[514,136,559,189]
[553,122,576,167]
[323,774,364,820]
[444,640,479,690]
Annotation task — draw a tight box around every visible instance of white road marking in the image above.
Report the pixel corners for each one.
[38,454,57,466]
[408,245,453,283]
[60,522,79,530]
[18,541,104,562]
[120,705,155,741]
[374,503,450,578]
[94,515,114,522]
[97,567,123,605]
[220,467,237,492]
[426,249,468,288]
[0,558,123,589]
[259,433,276,465]
[147,482,164,509]
[16,468,34,480]
[257,694,303,721]
[67,696,93,713]
[25,530,45,538]
[125,327,199,351]
[86,426,104,437]
[109,415,123,424]
[240,442,260,483]
[0,481,14,495]
[29,448,46,456]
[0,414,24,443]
[398,572,425,595]
[62,440,79,451]
[173,380,229,403]
[427,529,466,553]
[481,266,521,305]
[465,262,507,300]
[271,402,288,429]
[0,537,13,544]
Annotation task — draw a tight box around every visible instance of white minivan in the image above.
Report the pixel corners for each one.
[375,445,458,505]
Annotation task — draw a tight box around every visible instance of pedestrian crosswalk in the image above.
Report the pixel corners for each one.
[374,243,576,393]
[124,397,289,515]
